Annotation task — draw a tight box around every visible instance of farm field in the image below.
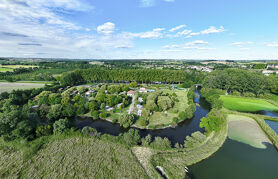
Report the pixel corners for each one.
[0,82,45,93]
[0,137,149,178]
[0,67,13,72]
[220,95,278,112]
[0,65,38,72]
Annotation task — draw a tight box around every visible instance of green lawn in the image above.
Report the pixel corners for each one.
[220,95,278,112]
[0,82,45,93]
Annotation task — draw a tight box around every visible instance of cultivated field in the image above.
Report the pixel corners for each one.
[227,114,271,149]
[0,82,45,93]
[220,95,278,112]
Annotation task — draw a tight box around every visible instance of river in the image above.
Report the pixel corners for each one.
[75,90,278,179]
[75,90,210,145]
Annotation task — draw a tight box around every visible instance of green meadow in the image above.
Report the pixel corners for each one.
[220,95,278,112]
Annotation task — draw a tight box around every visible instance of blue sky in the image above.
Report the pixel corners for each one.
[0,0,278,60]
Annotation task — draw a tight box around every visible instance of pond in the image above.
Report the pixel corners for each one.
[75,89,210,145]
[188,138,278,179]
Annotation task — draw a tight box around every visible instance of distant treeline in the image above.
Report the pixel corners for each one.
[59,69,205,86]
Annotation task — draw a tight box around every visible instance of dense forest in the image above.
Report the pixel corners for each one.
[203,69,278,96]
[59,69,205,86]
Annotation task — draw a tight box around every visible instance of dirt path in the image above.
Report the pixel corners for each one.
[128,95,135,114]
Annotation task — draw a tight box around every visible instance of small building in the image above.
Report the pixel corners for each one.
[117,103,123,108]
[85,90,95,97]
[105,106,114,112]
[127,90,135,96]
[262,70,276,76]
[137,104,143,109]
[138,109,142,116]
[139,88,147,93]
[138,97,143,103]
[147,89,155,92]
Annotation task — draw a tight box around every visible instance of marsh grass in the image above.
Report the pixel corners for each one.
[0,132,149,178]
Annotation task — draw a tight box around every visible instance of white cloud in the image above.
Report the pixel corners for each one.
[190,32,200,36]
[176,29,192,36]
[97,22,115,35]
[169,25,186,32]
[140,0,155,7]
[201,26,225,34]
[266,42,278,47]
[164,0,175,2]
[186,40,208,46]
[153,28,165,32]
[231,41,253,46]
[128,28,163,39]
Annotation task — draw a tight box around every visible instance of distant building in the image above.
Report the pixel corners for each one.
[117,103,123,108]
[262,70,277,76]
[139,88,147,93]
[127,90,135,96]
[138,109,142,116]
[137,104,143,109]
[138,97,143,103]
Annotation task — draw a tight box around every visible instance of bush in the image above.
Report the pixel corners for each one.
[53,118,71,134]
[172,117,179,124]
[36,125,52,137]
[243,92,256,97]
[232,91,241,96]
[121,129,141,146]
[118,114,136,128]
[99,111,108,119]
[137,117,149,127]
[91,110,99,120]
[150,137,171,150]
[141,134,152,147]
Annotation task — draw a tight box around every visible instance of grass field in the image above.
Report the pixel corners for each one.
[220,95,278,112]
[0,65,39,73]
[227,114,271,149]
[0,137,149,178]
[0,82,45,93]
[0,67,13,72]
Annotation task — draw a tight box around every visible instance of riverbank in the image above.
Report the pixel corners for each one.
[147,109,228,179]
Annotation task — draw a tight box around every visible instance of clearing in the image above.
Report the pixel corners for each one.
[0,82,45,93]
[227,114,271,149]
[220,95,278,112]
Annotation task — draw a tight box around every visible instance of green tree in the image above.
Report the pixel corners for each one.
[53,118,71,134]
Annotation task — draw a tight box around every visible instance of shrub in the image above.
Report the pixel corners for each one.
[53,118,71,134]
[36,125,52,137]
[150,137,171,150]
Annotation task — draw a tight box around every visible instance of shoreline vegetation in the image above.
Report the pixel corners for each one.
[147,109,228,179]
